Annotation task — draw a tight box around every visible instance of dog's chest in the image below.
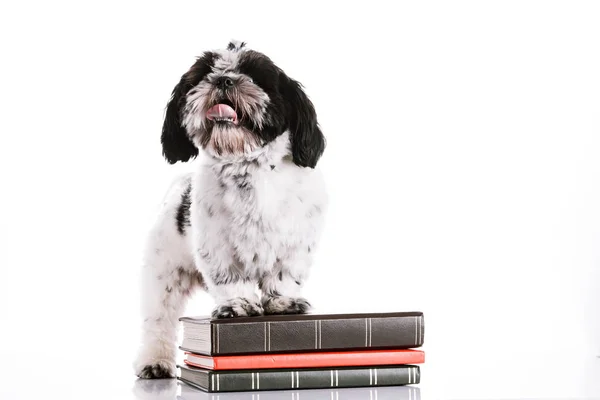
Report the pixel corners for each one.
[196,162,320,266]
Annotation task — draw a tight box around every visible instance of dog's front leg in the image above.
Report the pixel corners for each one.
[259,250,312,315]
[196,249,264,319]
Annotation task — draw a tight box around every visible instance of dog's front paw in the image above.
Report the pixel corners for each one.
[262,295,311,315]
[212,297,264,319]
[135,359,176,379]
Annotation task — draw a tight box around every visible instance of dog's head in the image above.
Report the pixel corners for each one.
[160,41,325,168]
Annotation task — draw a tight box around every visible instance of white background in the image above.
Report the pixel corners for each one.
[0,1,599,399]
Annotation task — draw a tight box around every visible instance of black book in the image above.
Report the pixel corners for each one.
[179,311,424,356]
[177,383,422,400]
[177,363,420,393]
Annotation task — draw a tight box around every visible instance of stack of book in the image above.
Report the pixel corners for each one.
[176,311,425,393]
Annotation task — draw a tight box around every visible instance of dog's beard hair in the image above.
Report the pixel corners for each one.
[202,124,261,156]
[181,76,270,157]
[229,79,270,129]
[183,77,270,129]
[182,83,219,131]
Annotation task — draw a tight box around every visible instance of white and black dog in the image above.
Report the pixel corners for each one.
[134,41,328,379]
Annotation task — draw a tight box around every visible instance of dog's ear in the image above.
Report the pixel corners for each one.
[160,81,198,164]
[280,74,325,168]
[161,52,216,164]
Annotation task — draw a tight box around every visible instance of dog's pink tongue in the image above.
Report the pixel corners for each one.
[206,104,238,124]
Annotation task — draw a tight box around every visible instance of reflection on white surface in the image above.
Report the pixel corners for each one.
[0,350,598,400]
[132,378,422,400]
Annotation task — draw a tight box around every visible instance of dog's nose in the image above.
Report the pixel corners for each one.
[216,76,235,89]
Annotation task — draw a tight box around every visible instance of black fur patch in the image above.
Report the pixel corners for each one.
[138,364,174,379]
[161,52,218,164]
[229,48,327,167]
[175,182,192,234]
[279,75,325,168]
[227,41,246,51]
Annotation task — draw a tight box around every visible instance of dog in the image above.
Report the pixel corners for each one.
[134,41,328,379]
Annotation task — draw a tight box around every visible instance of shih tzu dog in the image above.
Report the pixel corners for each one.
[134,41,328,379]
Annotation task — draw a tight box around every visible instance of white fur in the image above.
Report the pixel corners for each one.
[134,132,328,378]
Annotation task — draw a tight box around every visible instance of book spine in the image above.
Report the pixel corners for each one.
[187,349,424,370]
[207,366,420,392]
[212,314,424,355]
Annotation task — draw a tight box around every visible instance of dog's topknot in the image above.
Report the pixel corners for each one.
[226,40,247,52]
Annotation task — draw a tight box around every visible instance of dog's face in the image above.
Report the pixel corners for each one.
[160,41,325,168]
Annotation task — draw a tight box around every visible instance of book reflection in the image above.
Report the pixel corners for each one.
[133,378,421,400]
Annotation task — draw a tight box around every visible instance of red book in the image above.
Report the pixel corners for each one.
[183,349,424,370]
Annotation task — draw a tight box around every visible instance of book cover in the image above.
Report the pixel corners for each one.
[179,311,424,356]
[177,363,420,393]
[177,380,422,399]
[183,349,424,370]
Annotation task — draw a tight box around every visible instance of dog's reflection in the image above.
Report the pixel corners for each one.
[133,378,178,400]
[133,378,421,400]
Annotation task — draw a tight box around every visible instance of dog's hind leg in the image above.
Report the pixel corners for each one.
[134,175,203,379]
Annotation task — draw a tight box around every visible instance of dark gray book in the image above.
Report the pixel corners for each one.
[179,311,424,356]
[133,374,421,400]
[177,382,421,400]
[177,363,420,393]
